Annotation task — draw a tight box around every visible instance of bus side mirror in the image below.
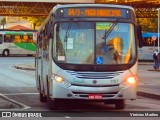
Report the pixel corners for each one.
[137,25,143,48]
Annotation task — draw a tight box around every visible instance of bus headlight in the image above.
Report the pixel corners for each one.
[127,77,136,84]
[55,76,63,83]
[120,76,137,88]
[52,74,71,88]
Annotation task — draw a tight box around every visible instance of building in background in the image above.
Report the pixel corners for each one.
[5,16,32,30]
[7,25,32,30]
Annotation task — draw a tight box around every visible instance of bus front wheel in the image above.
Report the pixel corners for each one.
[115,100,126,109]
[46,79,60,110]
[47,96,59,110]
[3,50,9,57]
[39,78,47,102]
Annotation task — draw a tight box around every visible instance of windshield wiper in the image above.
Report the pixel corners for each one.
[102,19,120,42]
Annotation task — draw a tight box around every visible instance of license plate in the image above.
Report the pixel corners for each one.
[88,94,102,99]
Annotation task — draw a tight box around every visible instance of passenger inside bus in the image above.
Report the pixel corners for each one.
[96,36,123,64]
[13,35,21,43]
[4,35,12,43]
[22,35,28,43]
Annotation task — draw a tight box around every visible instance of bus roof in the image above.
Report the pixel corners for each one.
[0,30,37,35]
[38,4,135,33]
[0,29,37,32]
[53,4,134,11]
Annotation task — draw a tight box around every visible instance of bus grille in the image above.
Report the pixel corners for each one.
[66,70,123,79]
[72,92,118,98]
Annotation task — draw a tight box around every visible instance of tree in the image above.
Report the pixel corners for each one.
[0,18,6,29]
[137,18,158,32]
[26,17,46,30]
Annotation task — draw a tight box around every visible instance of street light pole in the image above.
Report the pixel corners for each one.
[158,8,160,53]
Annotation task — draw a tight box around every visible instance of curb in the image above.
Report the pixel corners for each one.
[138,61,153,65]
[0,94,30,110]
[147,69,160,72]
[138,64,153,66]
[14,65,35,71]
[137,91,160,100]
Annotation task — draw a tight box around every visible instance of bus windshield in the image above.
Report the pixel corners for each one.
[53,22,136,65]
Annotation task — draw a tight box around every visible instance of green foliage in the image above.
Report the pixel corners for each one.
[22,16,46,30]
[0,18,6,25]
[0,18,6,29]
[137,18,158,32]
[28,17,46,29]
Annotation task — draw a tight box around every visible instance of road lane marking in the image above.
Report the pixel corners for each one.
[0,93,30,110]
[3,93,39,96]
[138,83,158,86]
[138,83,145,85]
[138,70,150,72]
[1,62,33,65]
[9,66,35,75]
[65,116,71,119]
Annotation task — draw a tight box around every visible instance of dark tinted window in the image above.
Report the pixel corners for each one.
[0,34,2,44]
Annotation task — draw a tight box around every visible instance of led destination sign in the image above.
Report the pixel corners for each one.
[68,8,121,17]
[57,8,130,18]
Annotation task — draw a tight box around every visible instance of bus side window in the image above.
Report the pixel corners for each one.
[13,35,16,43]
[0,35,2,44]
[22,35,28,43]
[38,34,43,54]
[13,35,21,43]
[28,35,34,43]
[4,35,12,43]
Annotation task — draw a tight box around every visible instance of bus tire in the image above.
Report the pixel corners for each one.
[115,100,126,109]
[47,96,58,110]
[39,78,47,103]
[3,49,9,57]
[46,79,59,110]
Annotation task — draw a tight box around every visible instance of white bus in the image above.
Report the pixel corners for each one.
[36,4,142,110]
[138,32,160,60]
[0,29,37,56]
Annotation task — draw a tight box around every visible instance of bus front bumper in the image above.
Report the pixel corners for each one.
[51,82,137,100]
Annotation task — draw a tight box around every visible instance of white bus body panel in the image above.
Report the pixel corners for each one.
[49,61,138,100]
[0,43,35,55]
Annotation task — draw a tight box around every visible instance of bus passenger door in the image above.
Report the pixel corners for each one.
[36,34,43,90]
[42,30,50,94]
[41,30,48,94]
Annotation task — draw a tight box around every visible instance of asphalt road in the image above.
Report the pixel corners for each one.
[138,64,160,95]
[0,57,160,120]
